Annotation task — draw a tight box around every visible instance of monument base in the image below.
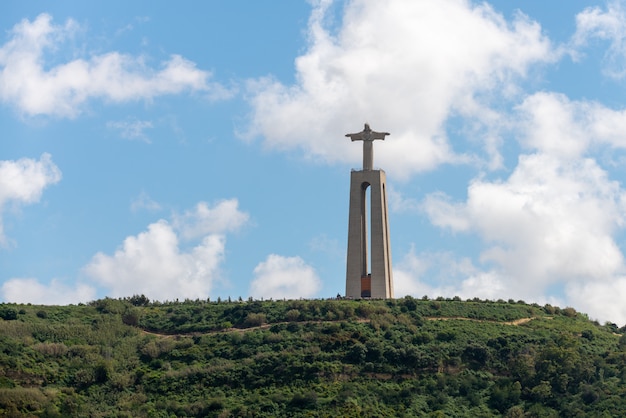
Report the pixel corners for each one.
[345,169,393,299]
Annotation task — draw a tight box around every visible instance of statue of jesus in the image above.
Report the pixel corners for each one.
[345,123,390,170]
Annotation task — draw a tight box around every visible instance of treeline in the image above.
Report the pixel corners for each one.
[90,294,608,333]
[0,297,625,416]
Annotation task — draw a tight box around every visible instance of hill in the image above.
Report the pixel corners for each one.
[1,296,625,417]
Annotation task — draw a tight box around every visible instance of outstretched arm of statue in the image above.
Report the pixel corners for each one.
[345,123,390,141]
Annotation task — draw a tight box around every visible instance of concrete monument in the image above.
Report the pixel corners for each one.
[345,124,394,299]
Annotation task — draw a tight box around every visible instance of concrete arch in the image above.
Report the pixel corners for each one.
[346,170,393,299]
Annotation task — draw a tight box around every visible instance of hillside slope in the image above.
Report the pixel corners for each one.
[1,297,625,417]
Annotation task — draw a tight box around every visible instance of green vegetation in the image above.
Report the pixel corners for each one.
[1,296,625,417]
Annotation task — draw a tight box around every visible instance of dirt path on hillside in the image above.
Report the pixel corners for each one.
[140,318,372,338]
[425,316,548,326]
[141,317,538,338]
[504,317,534,325]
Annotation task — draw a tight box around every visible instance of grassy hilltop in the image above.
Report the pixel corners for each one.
[1,296,626,417]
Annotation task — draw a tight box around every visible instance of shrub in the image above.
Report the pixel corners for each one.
[543,304,556,315]
[562,307,577,318]
[94,361,111,384]
[436,330,456,342]
[91,298,127,314]
[244,313,267,327]
[285,309,300,322]
[430,301,442,310]
[403,296,418,311]
[413,332,433,345]
[33,342,69,357]
[356,304,375,318]
[289,391,318,409]
[122,308,140,326]
[141,341,160,359]
[0,388,48,413]
[0,306,18,320]
[581,330,594,340]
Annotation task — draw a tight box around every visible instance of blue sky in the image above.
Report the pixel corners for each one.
[3,1,626,325]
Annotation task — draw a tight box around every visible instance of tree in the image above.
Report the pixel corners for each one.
[128,294,150,306]
[346,342,367,364]
[462,344,489,368]
[122,308,140,326]
[489,380,521,413]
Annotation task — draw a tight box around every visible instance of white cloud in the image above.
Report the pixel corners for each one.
[249,254,321,299]
[393,247,568,307]
[244,0,555,178]
[456,271,507,301]
[516,92,626,157]
[1,278,96,305]
[393,248,488,299]
[107,119,154,143]
[393,249,434,298]
[0,153,61,246]
[421,151,626,321]
[84,200,249,301]
[566,279,626,324]
[421,191,471,232]
[84,220,224,301]
[0,13,232,118]
[573,0,626,79]
[429,154,625,283]
[172,199,249,241]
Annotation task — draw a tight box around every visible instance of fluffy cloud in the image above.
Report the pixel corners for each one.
[1,278,96,305]
[0,13,231,118]
[245,0,554,178]
[573,0,626,79]
[392,250,437,298]
[410,69,626,324]
[566,279,626,325]
[249,254,321,299]
[426,154,625,281]
[84,200,249,301]
[172,199,250,240]
[0,153,61,246]
[420,152,626,321]
[516,92,626,157]
[393,248,501,300]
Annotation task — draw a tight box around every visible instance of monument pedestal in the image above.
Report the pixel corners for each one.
[345,168,393,299]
